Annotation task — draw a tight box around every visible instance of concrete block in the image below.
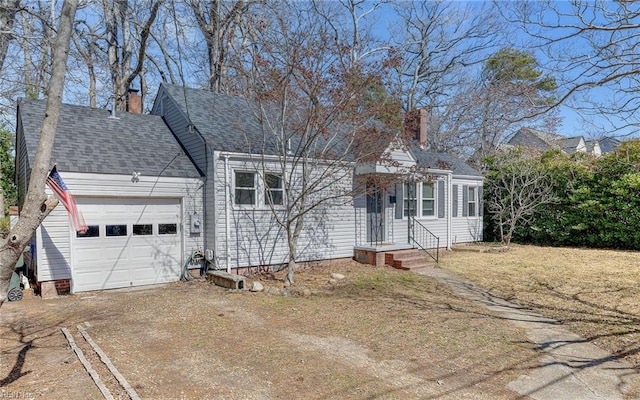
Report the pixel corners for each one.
[206,271,246,290]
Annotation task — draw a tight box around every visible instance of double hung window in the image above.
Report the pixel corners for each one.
[264,174,283,206]
[235,172,256,205]
[403,181,438,218]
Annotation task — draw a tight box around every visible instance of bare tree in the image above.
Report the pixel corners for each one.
[393,1,502,111]
[0,0,77,305]
[484,147,556,246]
[103,0,161,110]
[0,0,20,72]
[504,1,640,135]
[71,19,101,107]
[390,0,508,157]
[188,0,257,93]
[237,1,394,284]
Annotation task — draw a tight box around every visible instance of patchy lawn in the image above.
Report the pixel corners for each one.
[0,261,538,400]
[443,244,640,370]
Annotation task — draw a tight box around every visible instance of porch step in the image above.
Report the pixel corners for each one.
[385,250,435,271]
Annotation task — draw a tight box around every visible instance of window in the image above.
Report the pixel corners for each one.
[468,186,477,217]
[235,172,256,205]
[133,224,153,236]
[403,181,438,218]
[264,173,283,205]
[106,224,127,237]
[76,225,99,238]
[422,182,435,217]
[403,183,417,217]
[159,223,177,235]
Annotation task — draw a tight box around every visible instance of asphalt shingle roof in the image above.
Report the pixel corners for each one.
[409,145,482,177]
[18,98,201,178]
[161,84,273,154]
[160,84,480,176]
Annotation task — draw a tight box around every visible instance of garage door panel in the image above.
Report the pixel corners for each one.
[72,198,182,293]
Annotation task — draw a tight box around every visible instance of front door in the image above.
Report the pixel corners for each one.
[366,184,384,244]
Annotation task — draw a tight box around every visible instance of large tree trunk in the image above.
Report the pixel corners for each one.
[0,0,77,306]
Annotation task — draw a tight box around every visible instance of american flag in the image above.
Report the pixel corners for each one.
[47,165,87,233]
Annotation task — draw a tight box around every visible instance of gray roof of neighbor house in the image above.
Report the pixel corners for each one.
[409,144,482,177]
[18,99,201,178]
[508,127,591,155]
[599,137,621,153]
[508,127,560,151]
[160,84,481,177]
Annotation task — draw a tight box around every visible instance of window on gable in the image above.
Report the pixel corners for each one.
[235,172,256,205]
[468,186,477,217]
[264,173,283,206]
[422,182,435,217]
[403,183,417,217]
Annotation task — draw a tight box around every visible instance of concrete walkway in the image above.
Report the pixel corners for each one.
[415,267,639,400]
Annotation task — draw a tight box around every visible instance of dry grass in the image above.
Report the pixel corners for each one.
[4,247,640,399]
[0,261,540,400]
[442,244,640,368]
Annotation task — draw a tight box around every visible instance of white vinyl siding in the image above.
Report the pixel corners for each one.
[451,177,483,243]
[214,152,355,269]
[35,172,204,286]
[152,90,207,173]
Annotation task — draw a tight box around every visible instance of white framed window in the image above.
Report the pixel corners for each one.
[264,173,283,206]
[422,182,435,217]
[235,171,256,205]
[403,183,417,217]
[403,181,438,218]
[468,186,477,217]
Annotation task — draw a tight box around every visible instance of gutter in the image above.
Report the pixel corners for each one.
[223,154,231,273]
[447,172,453,250]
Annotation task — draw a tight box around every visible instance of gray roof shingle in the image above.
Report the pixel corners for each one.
[18,99,201,178]
[161,84,272,154]
[160,84,481,177]
[409,145,482,177]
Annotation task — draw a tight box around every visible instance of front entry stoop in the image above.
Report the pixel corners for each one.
[385,249,435,271]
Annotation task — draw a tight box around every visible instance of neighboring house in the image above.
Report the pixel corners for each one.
[507,127,618,157]
[16,93,204,295]
[15,84,483,295]
[598,137,621,154]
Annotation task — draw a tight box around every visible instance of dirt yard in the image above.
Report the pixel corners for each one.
[1,260,540,400]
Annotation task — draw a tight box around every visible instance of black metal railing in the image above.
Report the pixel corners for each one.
[408,216,440,263]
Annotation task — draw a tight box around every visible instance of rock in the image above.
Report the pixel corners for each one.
[301,288,312,297]
[250,282,264,292]
[328,279,337,285]
[330,273,345,280]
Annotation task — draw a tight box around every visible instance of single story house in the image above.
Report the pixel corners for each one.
[508,127,604,156]
[15,85,483,294]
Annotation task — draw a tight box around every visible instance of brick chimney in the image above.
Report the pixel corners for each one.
[126,88,142,114]
[404,108,428,148]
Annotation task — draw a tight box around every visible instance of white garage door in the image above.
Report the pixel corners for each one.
[72,197,182,292]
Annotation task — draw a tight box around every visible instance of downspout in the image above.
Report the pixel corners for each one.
[223,154,231,273]
[447,172,453,250]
